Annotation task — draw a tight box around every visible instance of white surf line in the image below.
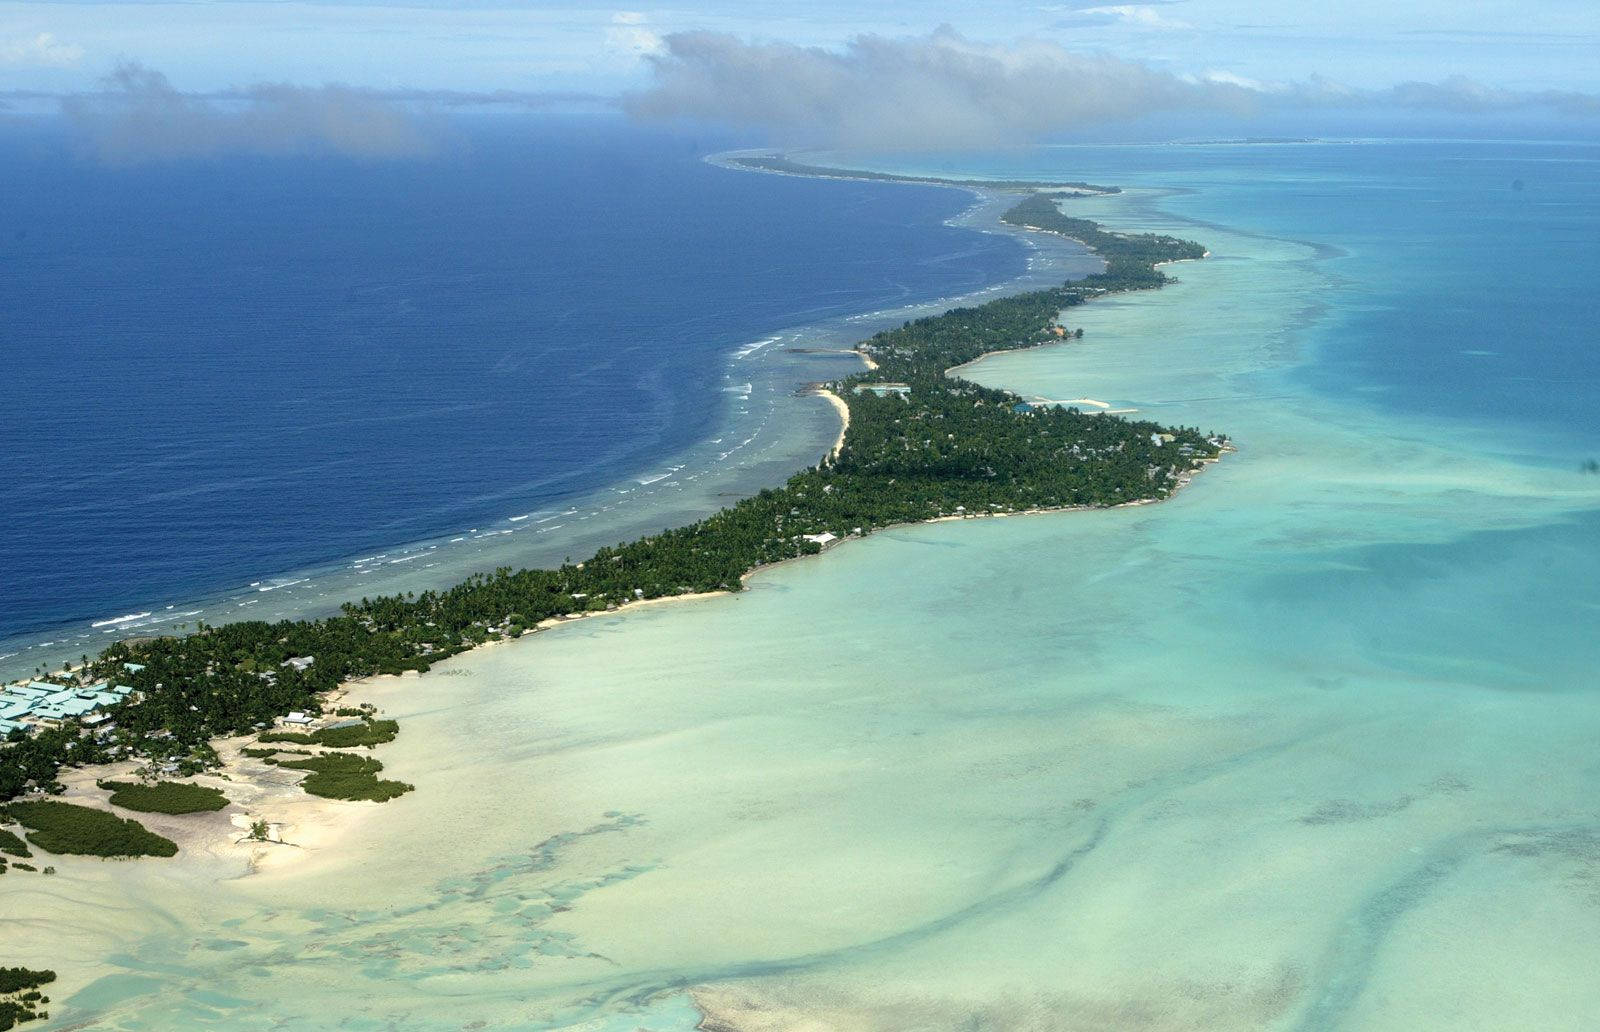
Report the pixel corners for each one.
[258,578,309,592]
[733,336,781,360]
[90,612,151,628]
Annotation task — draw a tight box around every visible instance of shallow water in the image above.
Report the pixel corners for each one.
[17,142,1600,1030]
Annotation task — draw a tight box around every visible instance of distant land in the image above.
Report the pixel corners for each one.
[727,153,1122,195]
[1178,137,1324,145]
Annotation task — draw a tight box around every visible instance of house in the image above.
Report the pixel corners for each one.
[802,532,839,547]
[282,656,315,672]
[123,662,147,673]
[32,696,98,722]
[855,382,911,398]
[282,711,314,726]
[0,676,133,739]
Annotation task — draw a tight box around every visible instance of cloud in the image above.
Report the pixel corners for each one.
[625,28,1255,149]
[1277,72,1600,117]
[1202,69,1263,90]
[1373,76,1600,117]
[626,29,1600,149]
[606,10,664,58]
[1,32,84,68]
[1053,5,1194,31]
[62,62,441,163]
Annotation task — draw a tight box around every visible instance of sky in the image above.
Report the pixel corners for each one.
[3,0,1598,96]
[2,1,1598,154]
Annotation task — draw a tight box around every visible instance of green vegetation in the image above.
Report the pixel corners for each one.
[0,829,28,859]
[0,187,1223,816]
[258,718,396,749]
[98,780,228,815]
[3,801,178,858]
[308,719,398,749]
[277,753,413,803]
[730,154,1120,194]
[1000,193,1206,282]
[0,966,52,1030]
[0,969,53,995]
[255,731,317,745]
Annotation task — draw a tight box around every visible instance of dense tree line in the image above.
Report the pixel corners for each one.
[0,192,1224,802]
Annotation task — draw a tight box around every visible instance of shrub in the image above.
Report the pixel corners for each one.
[0,829,29,859]
[277,753,412,803]
[309,719,398,749]
[3,801,178,858]
[0,971,54,1031]
[257,731,317,745]
[0,968,53,995]
[98,780,227,815]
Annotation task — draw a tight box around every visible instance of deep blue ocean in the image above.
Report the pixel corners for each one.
[0,117,1023,647]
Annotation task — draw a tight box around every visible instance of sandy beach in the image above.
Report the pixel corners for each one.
[816,388,850,462]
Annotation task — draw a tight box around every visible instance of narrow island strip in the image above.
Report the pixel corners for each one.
[0,177,1227,897]
[727,153,1123,196]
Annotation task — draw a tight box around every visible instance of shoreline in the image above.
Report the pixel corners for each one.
[0,175,1070,686]
[15,326,1216,894]
[11,155,1228,1022]
[815,388,852,462]
[4,168,1126,891]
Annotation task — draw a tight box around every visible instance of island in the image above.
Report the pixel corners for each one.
[0,184,1226,846]
[727,153,1122,195]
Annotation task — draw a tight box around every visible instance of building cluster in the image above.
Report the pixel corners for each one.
[0,672,138,738]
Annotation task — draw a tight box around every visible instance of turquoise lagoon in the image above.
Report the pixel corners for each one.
[20,141,1600,1030]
